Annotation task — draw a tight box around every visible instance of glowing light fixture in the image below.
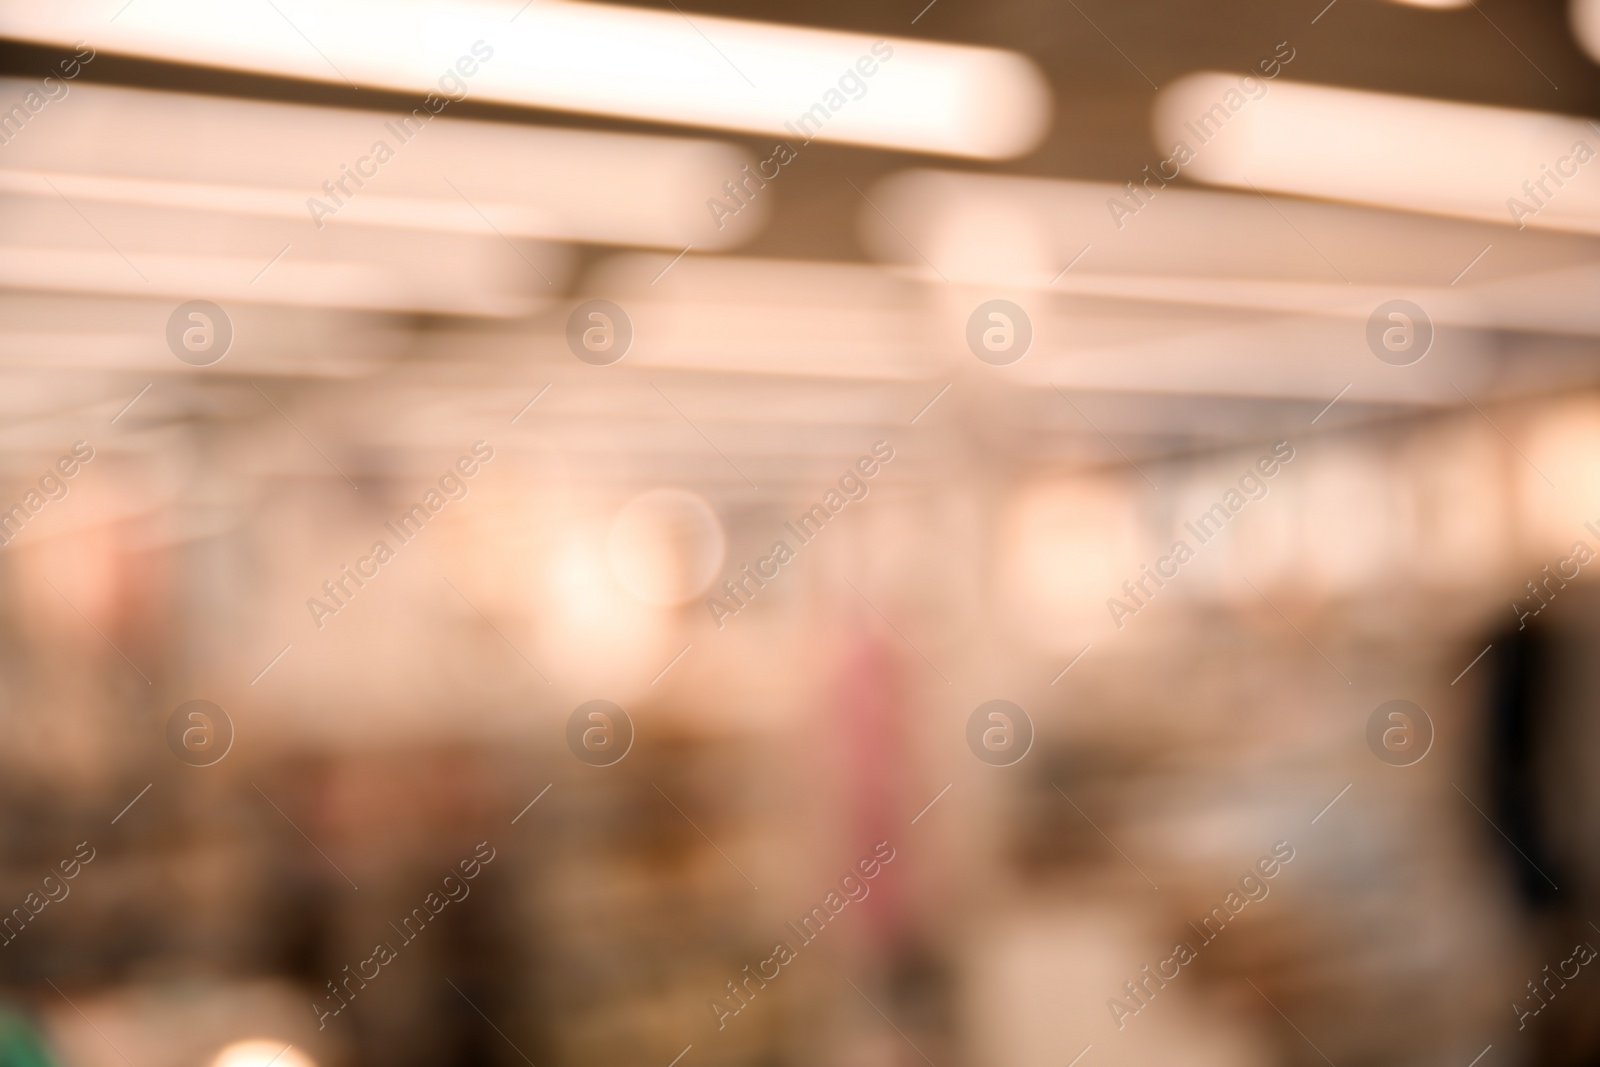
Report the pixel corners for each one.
[1152,73,1600,235]
[607,488,726,606]
[857,170,1600,338]
[0,78,762,249]
[0,190,569,315]
[0,0,1050,159]
[211,1041,317,1067]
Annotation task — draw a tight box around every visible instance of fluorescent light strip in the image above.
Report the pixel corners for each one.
[0,247,540,315]
[0,0,1050,159]
[0,79,761,249]
[0,169,553,237]
[857,170,1600,336]
[1152,73,1600,235]
[1,191,570,315]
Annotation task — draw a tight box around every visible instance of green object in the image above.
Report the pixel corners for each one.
[0,1009,58,1067]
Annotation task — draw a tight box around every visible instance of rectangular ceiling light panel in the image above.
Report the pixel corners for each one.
[0,1,1050,158]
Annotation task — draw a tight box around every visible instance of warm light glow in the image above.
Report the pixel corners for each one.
[997,477,1145,648]
[1573,0,1600,63]
[0,244,558,315]
[0,78,762,249]
[210,1041,316,1067]
[1519,396,1600,552]
[1152,73,1600,234]
[0,214,567,315]
[607,488,726,606]
[585,253,935,379]
[858,169,1600,341]
[0,0,1051,159]
[538,519,674,692]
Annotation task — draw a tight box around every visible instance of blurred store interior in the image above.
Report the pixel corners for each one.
[3,0,1600,1065]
